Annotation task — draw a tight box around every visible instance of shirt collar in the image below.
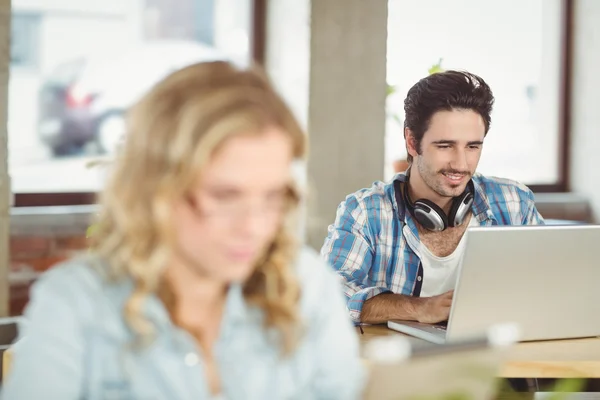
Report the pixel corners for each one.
[470,174,497,225]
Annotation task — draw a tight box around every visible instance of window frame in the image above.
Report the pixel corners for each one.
[528,0,573,193]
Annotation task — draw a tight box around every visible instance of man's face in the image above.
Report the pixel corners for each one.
[408,109,485,198]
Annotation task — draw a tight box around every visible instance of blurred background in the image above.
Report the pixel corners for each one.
[4,0,599,316]
[9,0,251,192]
[8,0,564,192]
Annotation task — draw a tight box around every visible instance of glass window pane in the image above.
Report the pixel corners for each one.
[386,0,563,185]
[11,13,41,69]
[9,0,253,194]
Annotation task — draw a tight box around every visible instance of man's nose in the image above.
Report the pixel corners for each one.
[451,148,468,171]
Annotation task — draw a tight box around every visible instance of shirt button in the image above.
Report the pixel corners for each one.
[417,276,422,282]
[184,352,199,367]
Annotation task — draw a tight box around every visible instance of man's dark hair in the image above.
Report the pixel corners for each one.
[403,70,495,163]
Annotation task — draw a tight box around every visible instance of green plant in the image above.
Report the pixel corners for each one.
[428,57,445,75]
[86,223,97,240]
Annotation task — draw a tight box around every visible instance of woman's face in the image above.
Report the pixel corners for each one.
[172,127,295,284]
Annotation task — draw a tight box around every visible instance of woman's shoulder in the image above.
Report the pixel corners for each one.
[29,255,130,318]
[294,245,337,284]
[36,254,113,291]
[293,245,346,311]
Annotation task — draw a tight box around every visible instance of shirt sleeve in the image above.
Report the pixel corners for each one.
[522,189,545,225]
[298,248,367,400]
[320,196,391,322]
[1,269,86,400]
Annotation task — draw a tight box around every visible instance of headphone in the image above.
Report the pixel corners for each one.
[401,175,474,232]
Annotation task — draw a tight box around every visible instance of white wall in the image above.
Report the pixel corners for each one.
[570,0,600,221]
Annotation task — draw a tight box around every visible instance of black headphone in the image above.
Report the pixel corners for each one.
[400,176,474,232]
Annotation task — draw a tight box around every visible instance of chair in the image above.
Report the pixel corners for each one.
[0,317,21,382]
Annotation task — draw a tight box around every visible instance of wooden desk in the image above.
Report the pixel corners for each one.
[358,325,600,379]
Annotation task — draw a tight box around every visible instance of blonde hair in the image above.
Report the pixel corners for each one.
[90,61,306,354]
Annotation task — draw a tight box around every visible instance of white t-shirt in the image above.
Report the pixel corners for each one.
[407,217,478,298]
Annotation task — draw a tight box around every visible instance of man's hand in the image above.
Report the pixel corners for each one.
[360,290,454,324]
[415,290,454,324]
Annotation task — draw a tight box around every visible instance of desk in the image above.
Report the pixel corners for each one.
[358,325,600,378]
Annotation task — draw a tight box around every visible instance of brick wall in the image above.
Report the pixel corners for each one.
[8,206,94,316]
[9,233,88,316]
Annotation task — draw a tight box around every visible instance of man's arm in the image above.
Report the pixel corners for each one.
[361,290,454,324]
[522,188,545,225]
[321,196,392,322]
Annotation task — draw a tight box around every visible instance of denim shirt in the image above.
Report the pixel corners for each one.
[321,172,545,322]
[1,247,365,400]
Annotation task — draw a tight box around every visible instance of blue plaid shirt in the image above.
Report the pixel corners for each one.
[320,172,544,322]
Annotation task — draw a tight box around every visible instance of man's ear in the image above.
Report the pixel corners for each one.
[405,128,419,158]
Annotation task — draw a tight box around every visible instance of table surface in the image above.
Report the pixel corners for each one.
[358,324,600,378]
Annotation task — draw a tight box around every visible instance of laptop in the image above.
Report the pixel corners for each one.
[388,224,600,344]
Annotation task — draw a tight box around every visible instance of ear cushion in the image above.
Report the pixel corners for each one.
[447,192,474,227]
[447,180,475,227]
[413,198,448,231]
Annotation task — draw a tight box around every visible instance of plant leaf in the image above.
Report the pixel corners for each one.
[428,58,445,75]
[387,84,397,96]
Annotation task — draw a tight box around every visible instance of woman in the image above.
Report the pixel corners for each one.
[2,61,364,399]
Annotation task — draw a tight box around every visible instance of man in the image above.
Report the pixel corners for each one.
[321,70,544,325]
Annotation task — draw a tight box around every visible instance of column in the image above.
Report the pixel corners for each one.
[265,0,388,250]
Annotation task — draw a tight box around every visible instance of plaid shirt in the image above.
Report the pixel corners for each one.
[320,172,544,322]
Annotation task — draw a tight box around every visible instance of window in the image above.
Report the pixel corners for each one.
[11,13,41,69]
[9,0,259,200]
[385,0,570,190]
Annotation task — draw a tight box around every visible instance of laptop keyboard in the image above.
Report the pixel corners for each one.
[433,321,448,331]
